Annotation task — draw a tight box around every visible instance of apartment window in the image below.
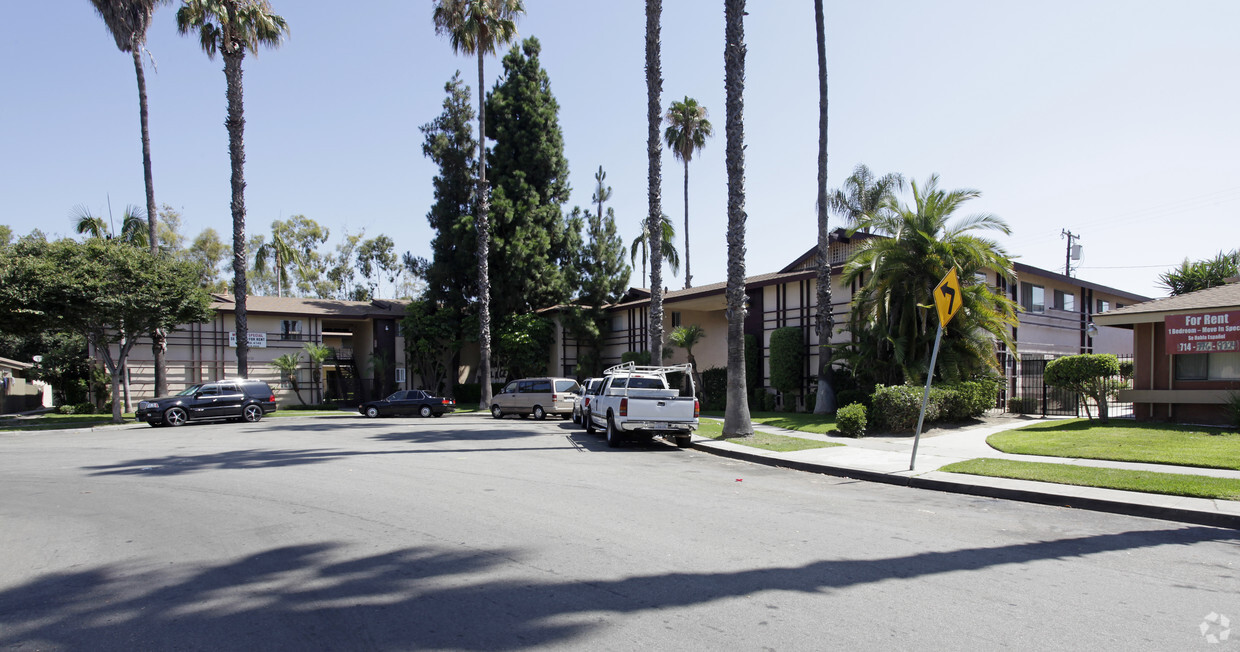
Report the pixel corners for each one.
[671,312,682,328]
[395,367,406,384]
[395,322,405,337]
[1096,299,1111,313]
[1021,283,1045,313]
[1053,290,1076,312]
[974,271,988,286]
[281,320,303,341]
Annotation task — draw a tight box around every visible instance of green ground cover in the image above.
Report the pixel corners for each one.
[702,411,839,435]
[988,419,1240,470]
[698,418,841,453]
[941,457,1240,501]
[0,413,134,431]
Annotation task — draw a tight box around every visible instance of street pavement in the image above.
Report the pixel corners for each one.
[691,415,1240,530]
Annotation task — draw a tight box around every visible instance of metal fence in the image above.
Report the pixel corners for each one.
[1007,353,1133,419]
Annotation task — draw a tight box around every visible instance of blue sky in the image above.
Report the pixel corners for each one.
[3,0,1237,299]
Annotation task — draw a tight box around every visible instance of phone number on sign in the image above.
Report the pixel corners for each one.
[1177,340,1239,353]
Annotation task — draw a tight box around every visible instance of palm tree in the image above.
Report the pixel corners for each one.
[830,163,905,227]
[842,175,1019,385]
[177,0,289,379]
[88,0,168,253]
[271,352,304,404]
[303,342,331,404]
[811,0,833,415]
[253,230,301,297]
[723,0,752,437]
[668,324,705,397]
[664,96,712,289]
[432,0,524,409]
[645,0,665,362]
[72,204,149,247]
[629,215,680,288]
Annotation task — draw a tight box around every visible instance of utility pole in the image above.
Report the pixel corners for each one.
[1061,229,1080,276]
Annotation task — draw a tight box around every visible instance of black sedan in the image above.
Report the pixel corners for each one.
[359,390,455,418]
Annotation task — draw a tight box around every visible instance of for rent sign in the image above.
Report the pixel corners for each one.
[228,332,268,348]
[1165,310,1240,353]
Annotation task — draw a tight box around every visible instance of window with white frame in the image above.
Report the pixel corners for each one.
[1175,352,1240,381]
[1021,283,1045,313]
[1096,299,1111,313]
[1053,289,1075,312]
[281,320,303,340]
[395,367,406,384]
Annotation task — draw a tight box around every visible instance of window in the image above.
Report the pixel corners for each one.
[1021,284,1045,313]
[671,312,682,328]
[395,367,406,384]
[1096,300,1111,313]
[555,379,580,393]
[974,271,988,286]
[1175,352,1240,380]
[1053,290,1076,312]
[281,320,303,341]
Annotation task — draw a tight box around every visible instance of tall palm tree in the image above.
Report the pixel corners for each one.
[253,230,301,297]
[843,175,1019,384]
[645,0,665,362]
[811,0,834,415]
[831,163,904,227]
[177,0,288,379]
[723,0,752,436]
[629,215,680,288]
[432,0,524,409]
[88,0,168,252]
[663,96,712,289]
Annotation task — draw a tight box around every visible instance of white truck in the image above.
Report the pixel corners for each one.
[585,362,699,448]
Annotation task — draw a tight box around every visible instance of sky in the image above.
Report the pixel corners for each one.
[3,1,1238,300]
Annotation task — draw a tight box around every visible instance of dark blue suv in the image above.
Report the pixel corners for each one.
[135,379,278,427]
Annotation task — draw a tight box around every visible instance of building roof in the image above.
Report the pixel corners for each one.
[606,269,815,311]
[0,356,33,371]
[209,294,409,319]
[1093,280,1240,326]
[1013,262,1150,304]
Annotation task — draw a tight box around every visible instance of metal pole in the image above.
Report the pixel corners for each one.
[909,323,944,471]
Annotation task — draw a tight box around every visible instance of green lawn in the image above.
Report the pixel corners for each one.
[697,418,841,453]
[0,413,134,431]
[702,411,839,435]
[941,457,1240,501]
[987,419,1240,470]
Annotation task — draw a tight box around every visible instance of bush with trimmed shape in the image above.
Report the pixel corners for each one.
[836,403,866,438]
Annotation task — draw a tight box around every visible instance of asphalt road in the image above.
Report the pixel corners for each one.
[1,413,1237,651]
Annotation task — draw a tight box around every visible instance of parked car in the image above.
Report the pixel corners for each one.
[490,377,580,420]
[136,379,278,427]
[586,362,698,447]
[572,377,604,424]
[359,390,455,418]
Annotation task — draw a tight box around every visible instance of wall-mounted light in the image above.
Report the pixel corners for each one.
[1086,322,1099,338]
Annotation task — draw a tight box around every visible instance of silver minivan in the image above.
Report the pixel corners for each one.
[490,377,581,420]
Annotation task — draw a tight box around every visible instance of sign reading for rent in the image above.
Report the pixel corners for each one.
[1165,310,1240,353]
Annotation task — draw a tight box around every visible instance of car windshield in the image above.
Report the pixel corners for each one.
[177,385,202,396]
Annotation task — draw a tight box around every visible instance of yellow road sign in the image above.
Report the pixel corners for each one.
[934,268,962,327]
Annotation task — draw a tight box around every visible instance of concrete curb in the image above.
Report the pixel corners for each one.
[690,440,1240,531]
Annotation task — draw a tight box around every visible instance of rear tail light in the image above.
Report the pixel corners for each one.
[442,399,451,405]
[268,395,276,403]
[620,397,628,417]
[552,393,558,402]
[584,397,591,408]
[694,399,700,418]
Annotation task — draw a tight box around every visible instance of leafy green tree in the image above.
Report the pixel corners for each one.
[403,299,459,396]
[72,204,149,246]
[493,313,554,381]
[0,238,213,422]
[842,175,1019,386]
[88,0,169,253]
[357,234,399,299]
[1044,354,1121,424]
[323,230,365,300]
[432,0,525,409]
[664,96,712,289]
[187,227,229,292]
[253,230,301,297]
[485,37,575,317]
[669,324,705,396]
[155,204,186,254]
[576,206,631,309]
[176,0,289,378]
[723,0,753,436]
[644,0,665,364]
[629,214,680,287]
[0,331,92,406]
[1158,250,1239,296]
[0,225,11,246]
[270,351,304,404]
[811,0,834,415]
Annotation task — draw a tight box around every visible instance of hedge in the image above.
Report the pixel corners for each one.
[836,403,867,438]
[456,382,505,406]
[769,327,803,395]
[870,377,1000,432]
[702,367,728,411]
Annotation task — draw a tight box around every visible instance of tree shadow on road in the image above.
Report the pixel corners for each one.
[2,526,1233,650]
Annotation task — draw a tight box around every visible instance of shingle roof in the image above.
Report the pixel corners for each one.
[605,270,813,310]
[1093,281,1240,325]
[209,294,409,319]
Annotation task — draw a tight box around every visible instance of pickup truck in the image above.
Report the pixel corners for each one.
[585,362,699,448]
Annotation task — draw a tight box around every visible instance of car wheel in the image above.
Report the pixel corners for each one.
[605,415,622,448]
[533,405,546,420]
[674,434,692,448]
[164,407,188,427]
[147,421,163,428]
[491,405,503,419]
[243,404,263,423]
[584,411,596,434]
[365,406,380,419]
[419,405,433,418]
[572,409,580,425]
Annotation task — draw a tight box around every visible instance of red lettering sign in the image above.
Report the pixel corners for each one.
[1165,310,1240,354]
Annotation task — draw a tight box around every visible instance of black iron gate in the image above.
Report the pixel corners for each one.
[1015,355,1079,416]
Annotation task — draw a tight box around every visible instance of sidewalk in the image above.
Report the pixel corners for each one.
[690,417,1240,530]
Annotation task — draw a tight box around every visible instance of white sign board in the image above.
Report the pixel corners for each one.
[228,332,268,348]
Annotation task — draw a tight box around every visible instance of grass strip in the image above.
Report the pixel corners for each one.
[702,411,839,435]
[988,419,1240,470]
[942,457,1240,501]
[697,419,841,453]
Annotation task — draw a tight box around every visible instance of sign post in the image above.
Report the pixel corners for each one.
[910,268,962,471]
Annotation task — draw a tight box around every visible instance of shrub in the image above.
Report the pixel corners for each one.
[744,333,760,390]
[836,403,867,438]
[701,367,728,411]
[621,350,652,366]
[283,403,340,411]
[1119,359,1135,379]
[836,389,871,412]
[1007,396,1038,414]
[456,383,504,406]
[1045,354,1122,422]
[871,384,933,432]
[762,391,777,412]
[1225,392,1240,430]
[938,377,1001,421]
[57,402,97,415]
[769,327,804,396]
